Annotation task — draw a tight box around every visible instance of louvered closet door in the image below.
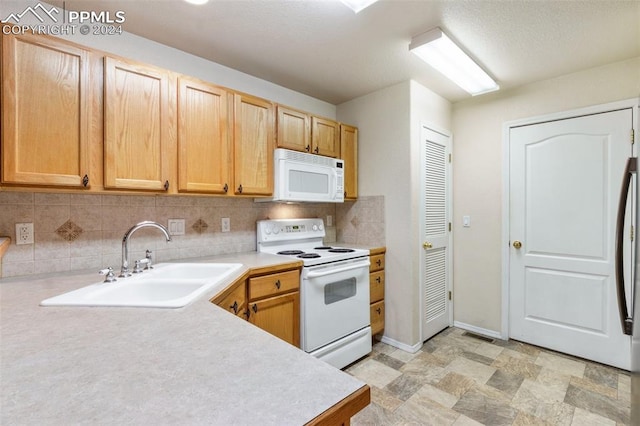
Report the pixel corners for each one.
[421,126,452,342]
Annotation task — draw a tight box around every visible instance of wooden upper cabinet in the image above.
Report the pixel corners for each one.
[1,33,90,188]
[276,105,310,153]
[340,124,358,200]
[311,116,340,158]
[177,76,231,194]
[103,56,174,191]
[233,93,274,196]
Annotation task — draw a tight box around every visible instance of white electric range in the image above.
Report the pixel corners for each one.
[257,218,372,369]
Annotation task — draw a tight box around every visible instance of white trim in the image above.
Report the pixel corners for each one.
[501,97,640,341]
[379,335,423,353]
[453,321,503,341]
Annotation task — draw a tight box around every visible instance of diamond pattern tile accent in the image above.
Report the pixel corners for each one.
[56,220,83,242]
[192,218,208,234]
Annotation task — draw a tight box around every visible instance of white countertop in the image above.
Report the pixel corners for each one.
[0,252,367,425]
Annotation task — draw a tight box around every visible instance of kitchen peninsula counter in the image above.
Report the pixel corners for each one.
[0,252,369,425]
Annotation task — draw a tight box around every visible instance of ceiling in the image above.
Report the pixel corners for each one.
[48,0,640,105]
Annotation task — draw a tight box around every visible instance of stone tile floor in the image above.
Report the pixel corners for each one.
[345,327,631,425]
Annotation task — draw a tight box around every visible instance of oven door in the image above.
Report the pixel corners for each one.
[301,257,370,352]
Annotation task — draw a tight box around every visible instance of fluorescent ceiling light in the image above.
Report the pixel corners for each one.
[409,27,499,96]
[183,0,209,5]
[340,0,379,13]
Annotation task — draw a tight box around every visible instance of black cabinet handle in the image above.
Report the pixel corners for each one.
[252,304,258,313]
[238,184,243,193]
[223,183,229,193]
[314,146,319,154]
[376,276,381,283]
[82,174,89,187]
[275,279,281,290]
[230,301,238,314]
[164,180,170,191]
[376,307,381,315]
[376,259,382,267]
[305,145,310,152]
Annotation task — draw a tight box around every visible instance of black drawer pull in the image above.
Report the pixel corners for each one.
[376,259,382,267]
[376,276,381,283]
[376,307,382,315]
[275,279,281,290]
[230,301,238,314]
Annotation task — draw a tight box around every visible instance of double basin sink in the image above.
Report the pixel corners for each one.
[41,262,243,308]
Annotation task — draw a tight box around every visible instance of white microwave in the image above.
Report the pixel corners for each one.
[257,148,344,203]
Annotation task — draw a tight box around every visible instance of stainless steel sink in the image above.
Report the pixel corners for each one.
[40,263,243,308]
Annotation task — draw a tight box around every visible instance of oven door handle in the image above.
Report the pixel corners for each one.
[305,261,370,279]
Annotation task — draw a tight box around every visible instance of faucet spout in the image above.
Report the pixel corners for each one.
[120,221,171,277]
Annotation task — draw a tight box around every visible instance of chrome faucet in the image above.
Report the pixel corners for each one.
[120,221,171,277]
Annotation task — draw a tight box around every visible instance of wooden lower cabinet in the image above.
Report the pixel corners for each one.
[212,265,300,347]
[369,248,386,336]
[248,292,300,347]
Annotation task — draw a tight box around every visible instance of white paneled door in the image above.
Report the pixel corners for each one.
[421,126,452,342]
[509,108,634,369]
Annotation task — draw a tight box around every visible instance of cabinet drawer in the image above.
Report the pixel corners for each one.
[249,270,299,300]
[370,301,385,336]
[217,282,247,317]
[370,271,385,303]
[370,254,385,272]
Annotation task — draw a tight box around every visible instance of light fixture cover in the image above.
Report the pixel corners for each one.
[340,0,379,13]
[183,0,209,5]
[409,28,499,96]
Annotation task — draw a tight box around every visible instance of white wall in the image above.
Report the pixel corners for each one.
[338,81,451,348]
[451,57,640,334]
[1,0,335,118]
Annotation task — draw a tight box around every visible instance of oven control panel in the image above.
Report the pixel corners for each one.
[257,219,325,242]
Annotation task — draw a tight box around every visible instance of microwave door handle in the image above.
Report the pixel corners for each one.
[305,261,371,279]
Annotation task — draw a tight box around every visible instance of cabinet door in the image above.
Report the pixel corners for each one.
[104,56,173,191]
[215,281,247,318]
[370,270,385,304]
[2,34,90,187]
[340,124,358,200]
[178,77,231,194]
[370,301,385,336]
[249,292,300,347]
[233,93,274,195]
[276,106,310,153]
[311,117,340,158]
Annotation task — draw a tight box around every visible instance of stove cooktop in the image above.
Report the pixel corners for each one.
[257,219,369,266]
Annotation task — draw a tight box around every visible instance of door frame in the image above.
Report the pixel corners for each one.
[501,98,639,340]
[419,122,454,342]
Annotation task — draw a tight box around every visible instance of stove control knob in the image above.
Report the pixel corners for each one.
[264,225,272,235]
[273,227,280,235]
[318,224,324,231]
[312,224,318,231]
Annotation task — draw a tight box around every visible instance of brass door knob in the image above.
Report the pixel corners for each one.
[423,242,433,249]
[513,240,522,249]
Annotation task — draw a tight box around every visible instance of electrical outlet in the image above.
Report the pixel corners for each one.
[15,222,34,245]
[326,215,333,227]
[221,218,231,233]
[168,219,185,236]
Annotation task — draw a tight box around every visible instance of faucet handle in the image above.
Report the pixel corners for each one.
[133,258,150,274]
[99,267,117,283]
[145,250,153,269]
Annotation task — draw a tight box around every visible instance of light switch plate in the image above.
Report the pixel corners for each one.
[326,215,333,227]
[168,219,185,236]
[462,216,471,228]
[221,218,231,233]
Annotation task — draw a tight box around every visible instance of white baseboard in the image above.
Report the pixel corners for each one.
[378,335,423,353]
[453,321,504,341]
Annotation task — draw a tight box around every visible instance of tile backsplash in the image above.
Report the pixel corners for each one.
[0,191,341,278]
[336,195,385,247]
